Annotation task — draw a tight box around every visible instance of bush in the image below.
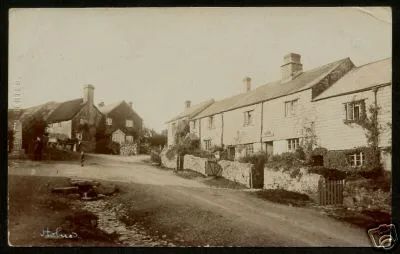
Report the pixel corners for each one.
[266,152,304,171]
[239,152,268,176]
[190,149,214,159]
[108,142,120,155]
[150,148,161,165]
[309,166,347,180]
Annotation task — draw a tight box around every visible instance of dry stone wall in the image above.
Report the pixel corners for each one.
[120,143,138,156]
[183,155,208,175]
[264,167,321,196]
[160,149,177,169]
[218,160,252,187]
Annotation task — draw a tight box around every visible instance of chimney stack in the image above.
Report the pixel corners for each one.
[83,84,95,106]
[185,100,191,109]
[98,101,104,107]
[281,53,303,81]
[129,101,133,108]
[243,76,251,92]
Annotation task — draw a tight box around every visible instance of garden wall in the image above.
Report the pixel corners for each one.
[263,167,321,196]
[120,143,138,156]
[160,149,177,169]
[183,155,208,175]
[218,160,252,187]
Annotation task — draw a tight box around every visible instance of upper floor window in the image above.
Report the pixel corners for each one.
[348,152,364,167]
[244,143,254,156]
[287,138,300,152]
[204,140,212,150]
[106,117,113,125]
[285,99,298,117]
[208,116,214,129]
[126,120,134,127]
[344,100,365,122]
[243,110,254,126]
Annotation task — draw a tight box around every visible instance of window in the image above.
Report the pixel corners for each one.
[285,99,298,117]
[126,120,133,127]
[79,118,85,125]
[126,135,133,143]
[348,152,364,167]
[204,140,212,150]
[208,116,214,129]
[344,100,365,121]
[244,143,254,156]
[243,110,254,126]
[106,117,113,125]
[287,138,300,152]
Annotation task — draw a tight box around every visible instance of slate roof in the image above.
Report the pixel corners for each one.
[46,98,85,123]
[313,58,391,101]
[166,99,215,123]
[193,58,352,119]
[98,100,142,120]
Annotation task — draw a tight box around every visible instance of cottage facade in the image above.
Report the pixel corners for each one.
[46,85,103,152]
[191,53,355,159]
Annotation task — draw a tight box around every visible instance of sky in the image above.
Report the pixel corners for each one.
[9,7,391,132]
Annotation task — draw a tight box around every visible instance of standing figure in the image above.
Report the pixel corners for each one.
[80,151,85,167]
[33,137,43,161]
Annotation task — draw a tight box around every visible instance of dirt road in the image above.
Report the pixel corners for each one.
[8,154,371,247]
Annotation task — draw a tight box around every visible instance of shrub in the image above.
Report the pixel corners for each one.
[309,166,347,180]
[108,142,120,155]
[266,152,304,171]
[239,152,267,178]
[190,149,214,159]
[150,148,161,165]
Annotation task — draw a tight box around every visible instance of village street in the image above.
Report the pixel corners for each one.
[8,154,371,247]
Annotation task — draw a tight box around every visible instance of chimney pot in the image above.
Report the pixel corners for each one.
[83,84,95,106]
[243,76,251,92]
[281,53,303,81]
[185,100,191,109]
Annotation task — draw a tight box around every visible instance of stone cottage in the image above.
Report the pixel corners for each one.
[46,84,103,152]
[97,100,143,147]
[313,58,392,170]
[190,53,355,160]
[166,99,214,147]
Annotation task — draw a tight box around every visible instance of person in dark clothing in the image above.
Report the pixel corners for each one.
[33,137,43,161]
[77,141,85,167]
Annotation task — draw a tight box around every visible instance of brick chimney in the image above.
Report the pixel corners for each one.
[83,84,95,106]
[185,100,191,109]
[281,53,303,81]
[243,76,251,92]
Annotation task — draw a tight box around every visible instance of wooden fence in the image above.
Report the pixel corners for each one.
[318,178,345,205]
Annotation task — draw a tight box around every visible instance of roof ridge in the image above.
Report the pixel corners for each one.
[353,57,391,69]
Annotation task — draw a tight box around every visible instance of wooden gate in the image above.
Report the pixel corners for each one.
[205,159,222,176]
[318,178,345,205]
[250,165,264,189]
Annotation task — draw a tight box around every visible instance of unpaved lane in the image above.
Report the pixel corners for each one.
[8,156,371,247]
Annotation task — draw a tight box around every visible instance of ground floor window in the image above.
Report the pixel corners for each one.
[204,140,212,150]
[126,135,133,143]
[244,143,254,156]
[349,152,364,167]
[287,138,300,152]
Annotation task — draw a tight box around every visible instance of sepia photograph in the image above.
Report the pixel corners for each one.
[7,7,393,248]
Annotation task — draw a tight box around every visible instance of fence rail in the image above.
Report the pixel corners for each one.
[318,178,345,205]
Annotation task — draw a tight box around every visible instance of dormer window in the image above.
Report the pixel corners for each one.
[126,120,133,127]
[106,117,113,125]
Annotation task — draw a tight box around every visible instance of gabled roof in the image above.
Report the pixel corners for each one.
[166,99,215,123]
[46,98,86,123]
[313,58,391,101]
[194,58,352,119]
[8,101,60,124]
[98,100,142,120]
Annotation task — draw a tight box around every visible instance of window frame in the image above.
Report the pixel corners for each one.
[244,143,254,156]
[284,99,298,117]
[243,110,254,126]
[287,138,300,152]
[106,117,113,126]
[204,139,212,150]
[344,100,365,122]
[126,119,134,128]
[349,152,364,167]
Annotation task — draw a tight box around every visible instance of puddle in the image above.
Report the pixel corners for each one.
[81,199,175,247]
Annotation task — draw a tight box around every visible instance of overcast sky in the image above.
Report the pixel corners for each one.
[9,7,391,132]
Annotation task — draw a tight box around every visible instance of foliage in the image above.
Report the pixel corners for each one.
[108,141,120,155]
[300,121,318,162]
[43,147,81,161]
[308,166,347,180]
[22,118,47,153]
[239,152,268,176]
[8,127,14,153]
[150,148,161,165]
[266,152,304,171]
[190,149,214,159]
[174,119,190,144]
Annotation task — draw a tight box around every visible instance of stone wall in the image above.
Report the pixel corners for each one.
[218,160,252,187]
[183,155,208,175]
[263,167,321,196]
[160,149,177,169]
[120,143,138,156]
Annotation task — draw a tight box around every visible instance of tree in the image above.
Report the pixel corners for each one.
[22,118,47,153]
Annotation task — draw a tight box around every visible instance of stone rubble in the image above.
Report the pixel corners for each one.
[81,199,174,247]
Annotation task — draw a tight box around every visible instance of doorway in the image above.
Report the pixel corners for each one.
[265,141,273,159]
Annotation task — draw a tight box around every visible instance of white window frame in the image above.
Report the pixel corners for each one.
[243,110,254,126]
[285,99,298,117]
[287,138,300,152]
[204,140,212,150]
[126,119,134,127]
[349,152,364,167]
[345,101,363,121]
[106,117,113,126]
[244,143,254,156]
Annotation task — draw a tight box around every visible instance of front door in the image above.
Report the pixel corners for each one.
[265,142,273,158]
[228,146,236,160]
